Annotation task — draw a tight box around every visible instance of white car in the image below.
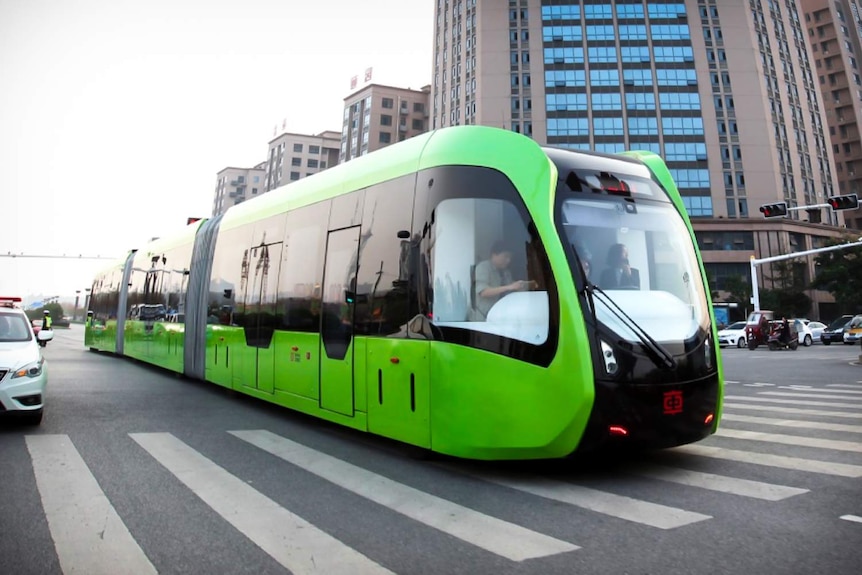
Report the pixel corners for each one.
[717,321,747,348]
[790,319,814,346]
[0,298,52,425]
[805,320,827,344]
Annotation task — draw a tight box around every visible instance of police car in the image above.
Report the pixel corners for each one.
[0,297,52,425]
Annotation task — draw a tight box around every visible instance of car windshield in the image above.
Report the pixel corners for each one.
[725,322,746,331]
[0,312,33,342]
[827,316,852,329]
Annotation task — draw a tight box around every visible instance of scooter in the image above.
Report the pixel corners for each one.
[767,323,798,351]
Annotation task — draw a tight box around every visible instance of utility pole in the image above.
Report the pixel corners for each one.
[750,237,862,311]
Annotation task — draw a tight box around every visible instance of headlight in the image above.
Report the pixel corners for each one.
[12,359,43,379]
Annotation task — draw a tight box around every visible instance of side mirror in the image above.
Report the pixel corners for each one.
[38,329,54,342]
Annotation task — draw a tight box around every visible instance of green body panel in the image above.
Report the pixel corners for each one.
[271,332,320,399]
[86,321,118,353]
[620,150,725,432]
[320,339,356,416]
[123,320,184,373]
[365,338,431,449]
[206,325,243,388]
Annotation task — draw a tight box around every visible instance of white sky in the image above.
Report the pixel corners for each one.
[0,0,433,304]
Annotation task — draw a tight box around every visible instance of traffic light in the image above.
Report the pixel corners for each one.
[759,202,788,218]
[826,194,859,211]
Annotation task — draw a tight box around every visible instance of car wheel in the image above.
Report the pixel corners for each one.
[822,339,831,346]
[737,337,746,348]
[804,334,812,346]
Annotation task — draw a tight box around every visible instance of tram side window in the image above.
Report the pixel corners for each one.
[278,201,328,332]
[208,227,250,326]
[430,197,550,345]
[354,175,416,337]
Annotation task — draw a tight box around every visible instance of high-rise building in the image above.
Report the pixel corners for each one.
[431,0,852,318]
[801,0,862,231]
[264,131,341,193]
[340,84,431,163]
[212,162,266,216]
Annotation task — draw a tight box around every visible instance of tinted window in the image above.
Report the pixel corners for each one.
[278,201,329,332]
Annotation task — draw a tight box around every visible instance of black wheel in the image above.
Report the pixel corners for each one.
[804,335,812,346]
[737,337,746,349]
[790,341,798,350]
[748,339,758,350]
[822,340,831,346]
[768,341,778,351]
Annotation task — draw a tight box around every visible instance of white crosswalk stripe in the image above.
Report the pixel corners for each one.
[722,402,862,419]
[131,432,395,575]
[721,413,862,433]
[724,395,853,408]
[757,391,862,401]
[26,435,158,575]
[627,464,808,501]
[440,467,711,529]
[716,428,862,452]
[672,444,862,477]
[780,387,862,395]
[230,429,578,561]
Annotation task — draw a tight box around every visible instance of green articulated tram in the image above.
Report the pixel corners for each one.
[86,125,724,460]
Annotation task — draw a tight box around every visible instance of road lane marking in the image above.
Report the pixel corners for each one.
[230,429,578,561]
[743,382,775,387]
[840,515,862,524]
[810,387,862,394]
[131,433,395,575]
[725,380,740,384]
[26,435,157,575]
[716,428,862,452]
[672,444,862,477]
[444,469,711,529]
[721,413,862,433]
[828,383,862,389]
[629,464,808,501]
[757,391,862,401]
[724,395,854,408]
[722,403,862,419]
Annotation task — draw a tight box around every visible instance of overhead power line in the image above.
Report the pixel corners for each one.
[1,252,114,260]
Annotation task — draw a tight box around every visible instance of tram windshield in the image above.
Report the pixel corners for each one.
[560,180,710,344]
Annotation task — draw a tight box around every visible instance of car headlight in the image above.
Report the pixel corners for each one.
[12,359,44,379]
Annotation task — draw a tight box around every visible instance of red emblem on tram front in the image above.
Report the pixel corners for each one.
[663,390,683,415]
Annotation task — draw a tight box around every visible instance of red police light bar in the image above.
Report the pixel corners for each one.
[0,296,23,308]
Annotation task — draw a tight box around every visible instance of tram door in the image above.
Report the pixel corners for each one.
[241,237,282,394]
[319,227,361,416]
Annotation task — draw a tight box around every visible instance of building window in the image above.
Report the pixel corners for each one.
[293,143,303,152]
[379,132,392,143]
[307,159,319,168]
[290,171,300,181]
[381,114,393,126]
[291,157,301,166]
[309,145,320,154]
[382,98,394,109]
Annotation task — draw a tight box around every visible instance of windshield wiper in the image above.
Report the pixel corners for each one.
[585,284,677,370]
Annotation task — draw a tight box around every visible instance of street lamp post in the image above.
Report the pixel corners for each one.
[74,290,81,321]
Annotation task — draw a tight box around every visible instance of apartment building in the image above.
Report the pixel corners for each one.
[801,0,862,231]
[340,84,431,163]
[212,162,266,216]
[431,0,852,318]
[263,131,341,193]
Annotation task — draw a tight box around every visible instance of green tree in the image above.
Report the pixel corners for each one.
[811,239,862,313]
[760,260,811,317]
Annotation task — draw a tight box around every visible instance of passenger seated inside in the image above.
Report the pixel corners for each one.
[600,243,641,289]
[471,240,536,320]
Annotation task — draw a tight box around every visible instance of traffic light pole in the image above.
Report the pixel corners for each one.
[750,237,862,311]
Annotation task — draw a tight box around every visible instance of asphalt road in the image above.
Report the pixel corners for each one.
[1,327,861,575]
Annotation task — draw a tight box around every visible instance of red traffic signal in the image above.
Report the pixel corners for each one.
[826,194,859,211]
[759,202,788,218]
